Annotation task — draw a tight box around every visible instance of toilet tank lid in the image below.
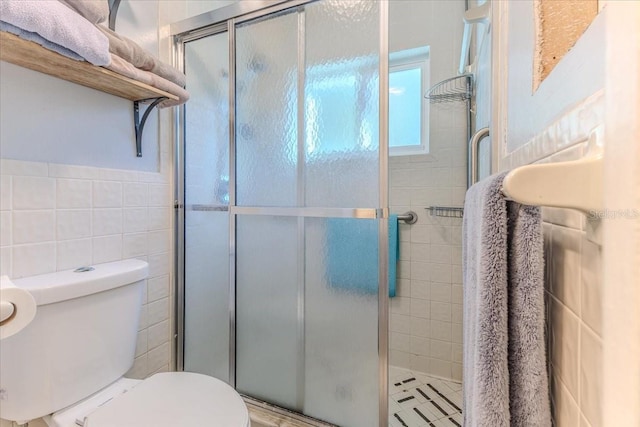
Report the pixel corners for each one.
[11,259,148,306]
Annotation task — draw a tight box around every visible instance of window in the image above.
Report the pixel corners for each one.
[304,72,376,157]
[389,47,430,156]
[286,48,429,159]
[288,58,379,160]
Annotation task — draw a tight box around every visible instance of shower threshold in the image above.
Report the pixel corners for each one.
[244,396,337,427]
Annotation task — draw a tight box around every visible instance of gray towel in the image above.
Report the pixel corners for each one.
[462,172,551,427]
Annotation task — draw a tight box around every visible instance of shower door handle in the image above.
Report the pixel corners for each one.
[468,127,490,188]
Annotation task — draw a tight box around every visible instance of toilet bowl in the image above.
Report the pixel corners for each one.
[0,260,249,427]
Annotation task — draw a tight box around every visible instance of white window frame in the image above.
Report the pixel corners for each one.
[389,46,430,157]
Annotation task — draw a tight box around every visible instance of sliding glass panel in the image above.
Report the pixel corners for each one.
[233,1,383,425]
[304,1,380,208]
[236,215,299,408]
[304,217,380,427]
[235,11,299,207]
[183,32,230,382]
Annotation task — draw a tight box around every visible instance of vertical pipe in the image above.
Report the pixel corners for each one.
[295,6,306,412]
[465,0,473,187]
[467,75,473,153]
[467,83,473,187]
[228,18,237,388]
[378,1,390,426]
[468,127,489,187]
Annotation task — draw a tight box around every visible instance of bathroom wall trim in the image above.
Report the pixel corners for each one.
[602,1,640,423]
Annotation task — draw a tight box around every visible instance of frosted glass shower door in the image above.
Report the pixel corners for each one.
[234,2,384,426]
[183,32,231,382]
[234,9,300,410]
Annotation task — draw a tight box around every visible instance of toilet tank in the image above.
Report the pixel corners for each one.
[0,259,148,423]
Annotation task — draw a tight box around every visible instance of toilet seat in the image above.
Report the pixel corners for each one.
[83,372,250,427]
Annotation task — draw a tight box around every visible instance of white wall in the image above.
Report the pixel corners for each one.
[0,157,174,373]
[0,3,175,425]
[502,1,605,155]
[0,2,251,424]
[0,2,163,171]
[601,3,640,424]
[493,3,607,426]
[388,0,467,382]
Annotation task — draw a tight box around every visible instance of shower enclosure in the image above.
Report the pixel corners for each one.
[174,2,389,426]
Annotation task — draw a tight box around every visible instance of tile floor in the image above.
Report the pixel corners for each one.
[389,367,463,427]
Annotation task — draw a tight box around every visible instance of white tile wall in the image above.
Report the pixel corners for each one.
[93,181,123,208]
[57,179,92,209]
[57,238,92,271]
[501,94,605,427]
[389,106,467,382]
[12,176,55,209]
[0,159,174,380]
[388,0,466,383]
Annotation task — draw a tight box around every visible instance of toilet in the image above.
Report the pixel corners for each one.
[0,259,250,427]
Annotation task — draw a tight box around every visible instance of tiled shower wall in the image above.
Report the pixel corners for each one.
[388,102,467,381]
[388,0,467,382]
[501,93,604,427]
[0,159,174,380]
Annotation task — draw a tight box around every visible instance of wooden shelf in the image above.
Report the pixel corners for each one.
[0,31,178,102]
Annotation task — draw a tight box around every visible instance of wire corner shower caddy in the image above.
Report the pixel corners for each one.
[424,73,473,104]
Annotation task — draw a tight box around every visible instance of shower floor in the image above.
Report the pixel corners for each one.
[245,366,463,427]
[389,367,463,427]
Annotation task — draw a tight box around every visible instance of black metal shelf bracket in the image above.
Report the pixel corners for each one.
[108,0,121,31]
[133,97,167,157]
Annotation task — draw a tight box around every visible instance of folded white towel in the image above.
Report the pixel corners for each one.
[107,54,190,108]
[0,20,84,61]
[0,0,110,66]
[97,24,186,88]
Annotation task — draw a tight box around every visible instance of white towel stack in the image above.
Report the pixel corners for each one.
[0,0,189,106]
[0,0,110,66]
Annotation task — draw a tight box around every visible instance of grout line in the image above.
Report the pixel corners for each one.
[448,416,461,426]
[429,398,449,417]
[413,407,435,426]
[426,383,461,413]
[416,387,430,401]
[393,413,408,427]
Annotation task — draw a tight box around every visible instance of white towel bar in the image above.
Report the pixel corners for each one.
[502,150,603,214]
